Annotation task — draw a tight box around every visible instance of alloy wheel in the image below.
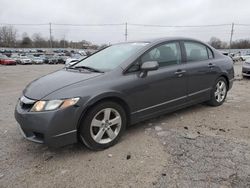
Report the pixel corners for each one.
[214,80,227,103]
[90,108,122,144]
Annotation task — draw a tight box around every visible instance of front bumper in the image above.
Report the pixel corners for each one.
[14,98,81,147]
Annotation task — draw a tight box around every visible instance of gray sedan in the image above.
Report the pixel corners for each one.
[15,37,234,150]
[242,57,250,77]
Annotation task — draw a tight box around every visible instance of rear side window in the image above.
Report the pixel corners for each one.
[184,42,210,62]
[207,47,214,59]
[141,42,181,67]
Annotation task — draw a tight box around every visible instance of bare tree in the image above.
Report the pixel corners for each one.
[20,32,32,48]
[32,33,48,48]
[231,39,250,49]
[0,26,17,47]
[209,37,220,48]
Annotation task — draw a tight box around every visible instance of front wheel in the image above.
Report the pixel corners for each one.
[79,101,127,150]
[207,77,228,106]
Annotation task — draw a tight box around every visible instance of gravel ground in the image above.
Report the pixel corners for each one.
[0,63,250,188]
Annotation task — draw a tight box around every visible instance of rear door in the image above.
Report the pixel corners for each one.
[182,41,217,102]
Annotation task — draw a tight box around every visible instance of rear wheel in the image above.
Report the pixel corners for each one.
[207,77,228,106]
[79,101,126,150]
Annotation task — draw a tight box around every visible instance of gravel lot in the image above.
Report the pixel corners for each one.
[0,63,250,188]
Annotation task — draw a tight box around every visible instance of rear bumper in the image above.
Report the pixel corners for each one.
[14,99,81,147]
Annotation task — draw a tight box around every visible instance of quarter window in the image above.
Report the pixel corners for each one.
[184,42,209,62]
[207,47,214,59]
[141,42,181,67]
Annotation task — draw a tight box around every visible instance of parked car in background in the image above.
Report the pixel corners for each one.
[31,56,44,64]
[15,37,234,150]
[242,57,250,77]
[57,54,68,64]
[221,51,229,56]
[78,50,87,56]
[229,53,243,62]
[48,56,59,64]
[19,56,32,65]
[65,54,86,66]
[241,53,250,61]
[43,54,56,64]
[0,54,16,65]
[65,58,79,66]
[11,53,22,64]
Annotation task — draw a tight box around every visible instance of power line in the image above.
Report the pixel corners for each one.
[0,23,48,26]
[234,24,250,27]
[127,23,232,28]
[0,22,250,29]
[0,22,247,27]
[52,23,124,27]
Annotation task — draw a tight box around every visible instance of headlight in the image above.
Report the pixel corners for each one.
[30,97,79,112]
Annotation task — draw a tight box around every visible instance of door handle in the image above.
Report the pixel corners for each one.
[175,70,186,77]
[208,63,215,68]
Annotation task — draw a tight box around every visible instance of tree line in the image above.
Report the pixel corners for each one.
[208,37,250,49]
[0,26,106,49]
[1,25,250,49]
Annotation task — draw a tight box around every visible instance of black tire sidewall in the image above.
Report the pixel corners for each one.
[79,101,127,150]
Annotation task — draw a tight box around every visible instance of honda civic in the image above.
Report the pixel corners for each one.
[15,37,234,150]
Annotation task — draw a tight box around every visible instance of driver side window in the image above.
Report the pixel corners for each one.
[141,42,181,67]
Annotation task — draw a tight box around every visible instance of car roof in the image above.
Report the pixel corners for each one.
[116,37,205,45]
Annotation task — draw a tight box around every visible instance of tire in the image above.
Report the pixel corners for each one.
[207,77,228,106]
[79,101,127,150]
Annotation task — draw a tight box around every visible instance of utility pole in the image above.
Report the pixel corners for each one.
[49,22,52,48]
[229,22,234,52]
[63,34,66,49]
[125,22,128,41]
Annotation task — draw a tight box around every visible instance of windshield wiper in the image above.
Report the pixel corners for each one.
[69,65,104,73]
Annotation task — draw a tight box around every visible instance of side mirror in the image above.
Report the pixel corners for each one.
[141,61,159,71]
[139,61,159,78]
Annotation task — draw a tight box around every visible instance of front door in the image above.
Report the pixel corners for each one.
[124,41,188,121]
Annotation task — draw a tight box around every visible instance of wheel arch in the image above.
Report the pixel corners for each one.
[218,74,229,89]
[77,93,131,132]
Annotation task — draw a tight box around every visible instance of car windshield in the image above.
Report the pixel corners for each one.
[72,42,148,71]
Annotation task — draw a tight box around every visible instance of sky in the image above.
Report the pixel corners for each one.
[0,0,250,44]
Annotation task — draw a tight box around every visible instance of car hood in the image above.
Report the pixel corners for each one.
[23,69,102,100]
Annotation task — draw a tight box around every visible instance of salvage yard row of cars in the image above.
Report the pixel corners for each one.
[0,49,89,65]
[1,47,250,78]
